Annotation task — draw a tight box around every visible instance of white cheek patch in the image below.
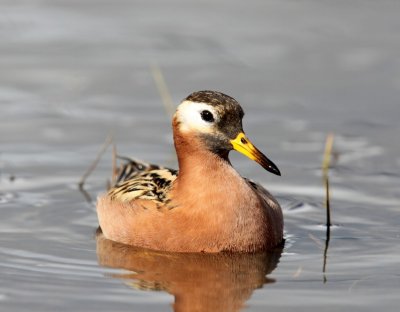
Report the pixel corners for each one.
[176,101,219,133]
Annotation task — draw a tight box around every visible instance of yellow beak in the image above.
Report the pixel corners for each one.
[230,132,281,176]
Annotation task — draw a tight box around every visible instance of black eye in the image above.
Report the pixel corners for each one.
[200,110,214,122]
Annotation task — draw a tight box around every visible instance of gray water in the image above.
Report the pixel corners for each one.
[1,1,400,311]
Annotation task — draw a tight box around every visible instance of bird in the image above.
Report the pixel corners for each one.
[97,90,284,253]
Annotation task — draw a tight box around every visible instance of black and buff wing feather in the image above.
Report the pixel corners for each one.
[108,157,178,205]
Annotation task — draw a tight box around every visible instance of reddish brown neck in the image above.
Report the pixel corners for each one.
[172,118,234,191]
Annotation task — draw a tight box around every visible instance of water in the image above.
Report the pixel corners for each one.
[1,0,400,311]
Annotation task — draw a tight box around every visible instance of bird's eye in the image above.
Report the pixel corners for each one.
[200,110,214,122]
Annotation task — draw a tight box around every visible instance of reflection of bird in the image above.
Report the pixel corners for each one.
[96,230,283,312]
[97,91,284,252]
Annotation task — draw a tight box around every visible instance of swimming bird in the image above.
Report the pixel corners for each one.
[97,91,283,252]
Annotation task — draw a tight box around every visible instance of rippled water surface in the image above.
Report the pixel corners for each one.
[1,1,400,311]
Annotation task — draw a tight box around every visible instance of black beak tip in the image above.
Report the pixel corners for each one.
[269,165,281,176]
[263,159,281,176]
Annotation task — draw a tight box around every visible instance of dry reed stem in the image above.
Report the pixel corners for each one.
[78,134,113,189]
[322,133,334,173]
[150,63,175,118]
[111,143,117,186]
[292,266,303,278]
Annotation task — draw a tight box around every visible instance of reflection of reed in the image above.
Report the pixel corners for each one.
[322,174,331,279]
[96,230,283,312]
